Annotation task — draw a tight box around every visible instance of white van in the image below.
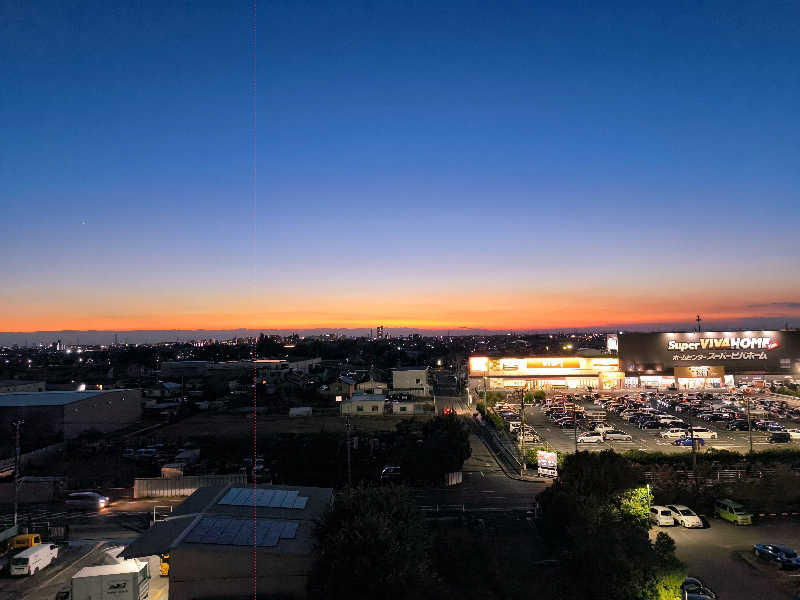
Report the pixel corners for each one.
[649,505,675,526]
[11,543,59,576]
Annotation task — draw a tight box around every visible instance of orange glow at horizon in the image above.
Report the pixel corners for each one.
[3,286,800,332]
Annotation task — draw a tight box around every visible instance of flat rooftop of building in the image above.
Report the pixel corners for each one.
[0,391,105,407]
[0,380,43,387]
[120,484,333,560]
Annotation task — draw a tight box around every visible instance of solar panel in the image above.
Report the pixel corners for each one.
[218,519,244,545]
[269,490,287,508]
[281,490,299,508]
[280,521,298,539]
[217,488,309,510]
[185,516,301,547]
[262,521,282,547]
[256,489,275,507]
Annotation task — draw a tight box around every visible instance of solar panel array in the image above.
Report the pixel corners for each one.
[184,517,299,547]
[217,487,309,510]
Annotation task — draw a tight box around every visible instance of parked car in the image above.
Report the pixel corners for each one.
[682,577,717,599]
[752,544,800,569]
[768,431,790,443]
[380,465,402,482]
[786,428,800,440]
[593,423,614,434]
[714,498,752,525]
[604,430,633,441]
[65,491,109,510]
[665,505,703,528]
[577,431,604,444]
[660,428,687,439]
[688,427,717,440]
[674,437,705,447]
[639,420,662,430]
[727,420,750,431]
[649,505,675,526]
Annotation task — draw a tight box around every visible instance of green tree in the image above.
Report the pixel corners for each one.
[308,486,435,599]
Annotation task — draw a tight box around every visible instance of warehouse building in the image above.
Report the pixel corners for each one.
[0,390,142,440]
[618,330,800,389]
[121,483,334,599]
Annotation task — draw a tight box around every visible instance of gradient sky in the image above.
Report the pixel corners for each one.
[3,1,800,332]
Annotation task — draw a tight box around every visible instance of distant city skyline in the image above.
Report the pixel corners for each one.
[3,2,799,333]
[1,315,797,346]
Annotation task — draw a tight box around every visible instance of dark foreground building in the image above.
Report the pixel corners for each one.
[121,484,334,599]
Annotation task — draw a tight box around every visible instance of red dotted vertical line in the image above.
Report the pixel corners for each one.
[251,1,258,599]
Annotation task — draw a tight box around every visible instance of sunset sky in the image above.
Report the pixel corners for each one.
[3,2,800,333]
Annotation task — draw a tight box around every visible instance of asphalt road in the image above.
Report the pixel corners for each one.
[0,543,168,600]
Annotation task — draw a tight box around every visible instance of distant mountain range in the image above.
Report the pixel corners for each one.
[0,317,795,346]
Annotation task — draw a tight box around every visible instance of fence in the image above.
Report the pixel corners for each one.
[643,467,795,486]
[0,442,66,475]
[133,473,247,498]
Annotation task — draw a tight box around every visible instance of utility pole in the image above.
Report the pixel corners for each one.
[345,416,352,491]
[696,314,702,332]
[747,395,753,453]
[13,420,23,528]
[519,390,526,476]
[573,404,578,454]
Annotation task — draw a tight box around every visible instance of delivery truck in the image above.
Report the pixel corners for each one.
[68,559,151,600]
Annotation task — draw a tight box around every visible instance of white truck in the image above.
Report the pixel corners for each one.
[67,559,151,600]
[10,543,59,576]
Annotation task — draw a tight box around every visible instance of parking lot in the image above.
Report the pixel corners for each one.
[490,389,800,456]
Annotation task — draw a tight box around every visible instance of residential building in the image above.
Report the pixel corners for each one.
[339,395,385,415]
[392,367,432,397]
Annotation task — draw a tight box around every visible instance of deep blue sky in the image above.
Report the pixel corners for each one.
[3,1,799,331]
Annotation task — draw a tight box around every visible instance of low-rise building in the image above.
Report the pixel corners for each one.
[392,367,432,397]
[0,390,142,440]
[339,394,385,415]
[356,378,388,394]
[120,484,334,599]
[322,376,356,400]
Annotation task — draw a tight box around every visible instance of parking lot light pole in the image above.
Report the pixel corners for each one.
[573,405,578,454]
[747,396,753,453]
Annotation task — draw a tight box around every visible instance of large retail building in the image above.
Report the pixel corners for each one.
[468,355,624,391]
[617,330,800,389]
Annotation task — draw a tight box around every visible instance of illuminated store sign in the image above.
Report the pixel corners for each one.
[667,337,779,352]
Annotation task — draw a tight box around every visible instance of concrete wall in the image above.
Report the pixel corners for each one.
[62,389,142,439]
[340,399,384,415]
[134,474,247,498]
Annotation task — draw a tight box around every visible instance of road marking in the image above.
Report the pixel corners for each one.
[152,589,165,600]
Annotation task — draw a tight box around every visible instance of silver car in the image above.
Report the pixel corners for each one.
[604,430,633,441]
[65,491,110,510]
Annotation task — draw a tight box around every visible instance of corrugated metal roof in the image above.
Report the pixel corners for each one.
[0,391,106,407]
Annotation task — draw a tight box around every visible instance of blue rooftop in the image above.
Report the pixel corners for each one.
[0,391,106,407]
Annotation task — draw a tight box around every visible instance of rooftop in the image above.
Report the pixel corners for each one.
[0,391,106,407]
[121,484,333,560]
